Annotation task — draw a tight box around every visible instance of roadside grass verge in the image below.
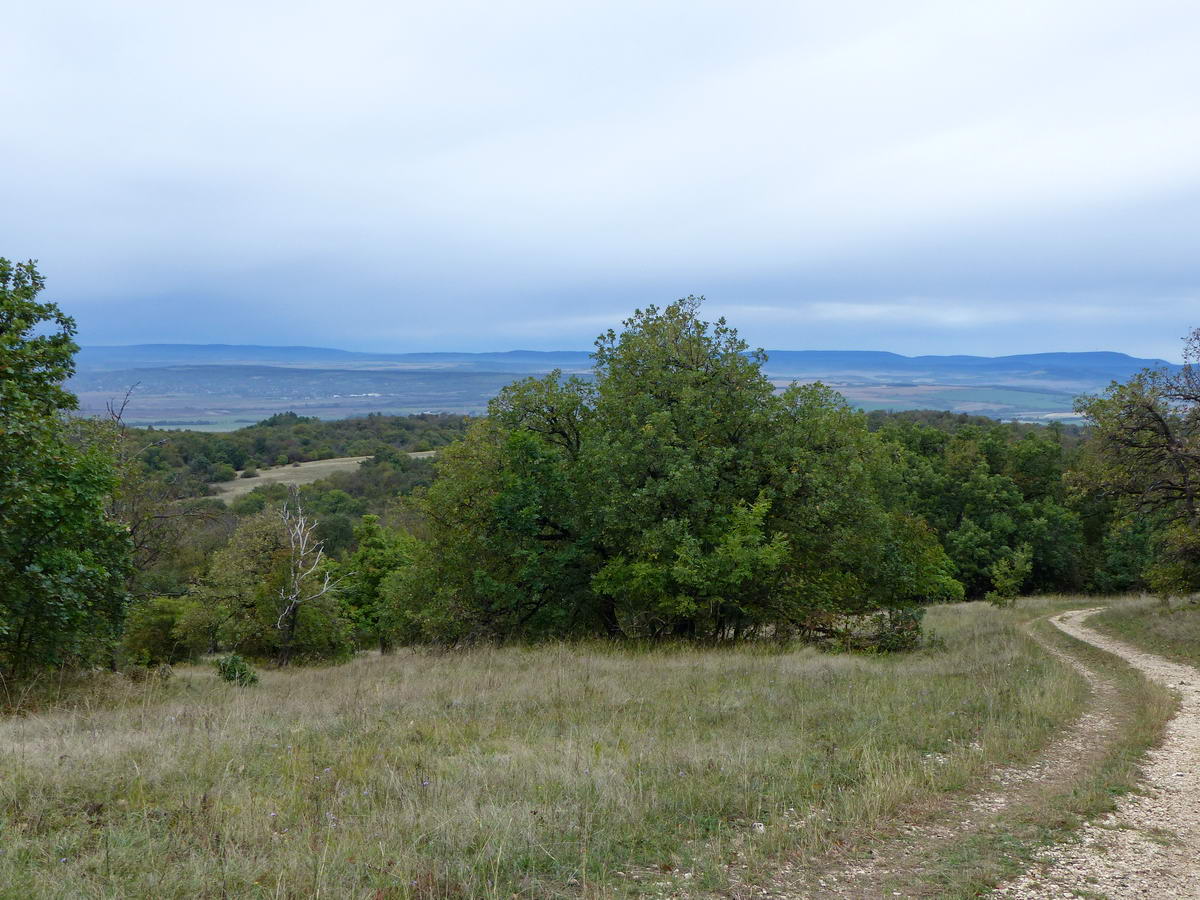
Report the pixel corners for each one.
[1,603,1088,899]
[1090,593,1200,668]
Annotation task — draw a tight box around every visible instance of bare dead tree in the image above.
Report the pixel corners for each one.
[275,486,348,665]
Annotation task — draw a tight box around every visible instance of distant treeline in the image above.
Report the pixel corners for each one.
[864,408,1087,447]
[130,411,471,491]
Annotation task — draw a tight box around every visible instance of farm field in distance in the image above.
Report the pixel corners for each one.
[210,452,438,502]
[0,600,1166,899]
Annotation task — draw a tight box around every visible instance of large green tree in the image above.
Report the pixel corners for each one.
[390,298,959,644]
[189,500,354,664]
[0,259,132,676]
[1076,329,1200,598]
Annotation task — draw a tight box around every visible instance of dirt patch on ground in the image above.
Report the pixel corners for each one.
[210,456,371,500]
[995,608,1200,899]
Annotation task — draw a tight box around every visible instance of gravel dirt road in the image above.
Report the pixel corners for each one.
[996,608,1200,898]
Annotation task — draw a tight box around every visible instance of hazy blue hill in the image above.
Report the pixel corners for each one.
[75,345,596,374]
[78,344,1174,379]
[75,344,365,371]
[70,343,1178,428]
[756,350,1157,382]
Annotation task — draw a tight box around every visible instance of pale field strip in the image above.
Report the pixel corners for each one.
[210,451,438,501]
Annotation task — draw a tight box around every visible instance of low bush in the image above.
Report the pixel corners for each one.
[211,463,237,482]
[215,654,258,686]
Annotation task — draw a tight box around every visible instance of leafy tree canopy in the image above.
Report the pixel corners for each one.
[1076,328,1200,597]
[391,297,959,645]
[0,259,132,676]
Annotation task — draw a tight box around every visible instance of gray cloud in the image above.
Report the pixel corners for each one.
[3,0,1198,359]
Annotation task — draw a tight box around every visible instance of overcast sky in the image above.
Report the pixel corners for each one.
[3,1,1198,359]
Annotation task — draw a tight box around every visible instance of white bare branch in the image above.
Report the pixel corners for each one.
[273,486,351,659]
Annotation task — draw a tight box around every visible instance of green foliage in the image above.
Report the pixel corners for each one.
[877,420,1083,598]
[196,510,353,664]
[231,492,269,516]
[389,298,960,646]
[215,653,258,686]
[120,596,204,665]
[335,516,417,650]
[1090,517,1154,593]
[1145,522,1200,598]
[122,412,470,494]
[1076,328,1200,599]
[869,607,927,652]
[986,543,1034,606]
[0,259,133,677]
[240,466,258,479]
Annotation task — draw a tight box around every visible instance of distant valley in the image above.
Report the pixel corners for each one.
[70,343,1178,429]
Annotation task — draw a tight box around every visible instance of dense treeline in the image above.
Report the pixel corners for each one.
[4,261,1199,679]
[865,408,1088,449]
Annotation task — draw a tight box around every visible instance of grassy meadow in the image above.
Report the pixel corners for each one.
[0,602,1097,899]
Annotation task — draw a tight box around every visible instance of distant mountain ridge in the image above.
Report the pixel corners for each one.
[69,343,1178,428]
[76,343,1177,388]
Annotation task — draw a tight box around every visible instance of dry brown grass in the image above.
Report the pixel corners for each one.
[0,603,1088,898]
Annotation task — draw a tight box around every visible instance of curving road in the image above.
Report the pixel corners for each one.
[997,608,1200,899]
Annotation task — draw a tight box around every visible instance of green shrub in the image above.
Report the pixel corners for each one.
[986,543,1033,607]
[211,463,237,482]
[870,607,926,652]
[198,510,356,665]
[230,492,268,516]
[215,654,258,686]
[241,466,259,479]
[121,596,202,665]
[173,600,223,656]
